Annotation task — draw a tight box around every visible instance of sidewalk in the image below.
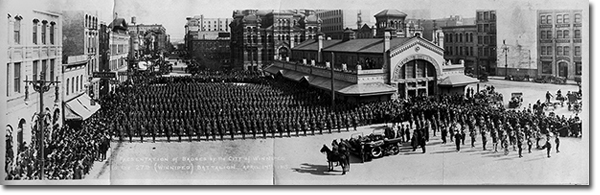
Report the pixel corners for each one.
[487,76,579,86]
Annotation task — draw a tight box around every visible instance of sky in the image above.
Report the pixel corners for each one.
[5,0,588,42]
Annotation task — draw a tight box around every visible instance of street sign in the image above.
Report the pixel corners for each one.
[92,72,117,79]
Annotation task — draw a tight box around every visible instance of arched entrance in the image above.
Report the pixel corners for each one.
[278,47,289,60]
[558,61,568,78]
[395,59,437,98]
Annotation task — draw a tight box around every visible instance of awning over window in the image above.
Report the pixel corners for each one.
[438,74,479,87]
[64,94,101,121]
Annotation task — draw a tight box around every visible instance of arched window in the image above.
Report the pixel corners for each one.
[14,17,21,44]
[459,33,463,42]
[66,78,70,95]
[32,19,38,44]
[75,76,79,92]
[41,21,47,44]
[50,22,55,44]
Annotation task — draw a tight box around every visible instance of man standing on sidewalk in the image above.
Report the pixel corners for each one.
[455,130,463,152]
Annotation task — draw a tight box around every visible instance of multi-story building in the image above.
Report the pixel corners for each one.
[5,9,62,156]
[61,11,101,123]
[229,9,321,70]
[130,23,168,56]
[315,9,373,40]
[407,15,475,42]
[441,25,477,74]
[98,21,111,97]
[266,10,476,102]
[537,10,583,81]
[475,10,497,76]
[187,33,231,69]
[184,15,231,52]
[108,17,130,82]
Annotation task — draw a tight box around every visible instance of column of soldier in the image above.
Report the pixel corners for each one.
[110,73,372,143]
[355,87,579,158]
[5,107,113,180]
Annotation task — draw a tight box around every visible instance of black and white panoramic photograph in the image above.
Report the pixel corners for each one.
[0,0,590,185]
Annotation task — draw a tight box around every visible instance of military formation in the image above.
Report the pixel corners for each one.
[110,71,369,142]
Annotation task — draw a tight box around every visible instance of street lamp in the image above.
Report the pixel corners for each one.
[501,39,509,79]
[23,72,60,180]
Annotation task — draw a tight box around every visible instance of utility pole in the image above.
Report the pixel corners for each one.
[24,72,60,180]
[330,52,335,108]
[501,39,509,79]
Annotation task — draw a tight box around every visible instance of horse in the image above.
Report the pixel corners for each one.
[320,144,349,175]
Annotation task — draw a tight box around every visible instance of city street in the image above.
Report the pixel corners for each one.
[85,80,588,185]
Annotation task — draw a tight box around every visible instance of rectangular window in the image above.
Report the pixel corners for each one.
[50,59,55,81]
[557,30,562,38]
[477,36,482,44]
[41,60,47,80]
[478,47,482,56]
[556,46,562,55]
[484,36,489,44]
[563,30,569,38]
[547,46,552,55]
[557,14,562,23]
[484,12,489,20]
[477,24,482,32]
[540,15,546,24]
[575,62,582,75]
[14,63,21,93]
[33,60,38,81]
[470,47,474,56]
[484,47,489,56]
[575,14,581,23]
[547,15,552,24]
[542,61,552,74]
[541,46,546,55]
[547,31,553,39]
[6,64,9,97]
[66,78,70,95]
[32,22,38,44]
[575,30,581,38]
[564,46,570,55]
[541,30,546,39]
[14,20,21,44]
[575,46,581,56]
[563,14,569,23]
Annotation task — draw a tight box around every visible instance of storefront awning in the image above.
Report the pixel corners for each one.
[65,94,101,120]
[438,74,479,87]
[338,82,397,96]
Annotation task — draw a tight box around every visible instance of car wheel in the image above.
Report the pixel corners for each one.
[371,147,383,158]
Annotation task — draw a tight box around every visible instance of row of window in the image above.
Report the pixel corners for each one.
[65,75,85,96]
[540,13,582,24]
[246,34,310,43]
[476,23,496,33]
[6,59,56,97]
[540,29,582,39]
[318,10,342,18]
[446,32,474,43]
[85,14,98,29]
[540,46,581,56]
[476,11,496,21]
[110,44,128,55]
[475,35,496,45]
[323,25,343,32]
[28,20,56,45]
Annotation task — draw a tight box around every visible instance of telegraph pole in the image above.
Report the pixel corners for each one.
[24,72,60,180]
[330,52,335,108]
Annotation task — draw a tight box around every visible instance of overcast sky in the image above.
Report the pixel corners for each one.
[7,0,588,41]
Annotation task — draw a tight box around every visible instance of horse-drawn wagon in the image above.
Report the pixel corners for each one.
[348,128,402,163]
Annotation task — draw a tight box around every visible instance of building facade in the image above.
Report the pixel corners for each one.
[187,33,231,69]
[108,18,130,83]
[266,10,476,102]
[61,11,102,123]
[315,9,373,40]
[5,9,62,159]
[130,23,168,56]
[475,10,497,76]
[229,9,322,70]
[441,25,477,74]
[537,10,583,81]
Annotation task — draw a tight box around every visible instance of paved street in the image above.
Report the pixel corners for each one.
[85,80,588,185]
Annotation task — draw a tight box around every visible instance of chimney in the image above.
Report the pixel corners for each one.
[317,34,324,63]
[383,30,391,71]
